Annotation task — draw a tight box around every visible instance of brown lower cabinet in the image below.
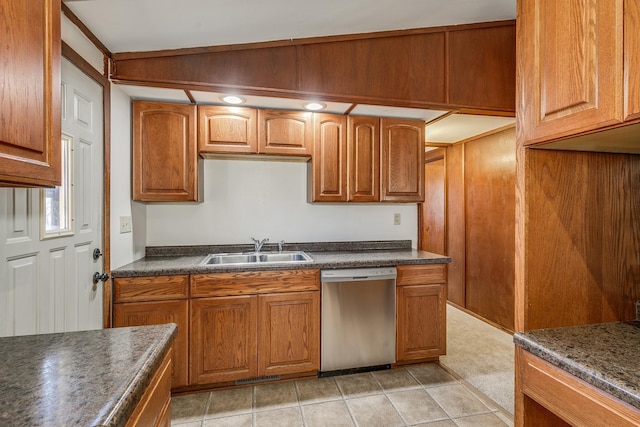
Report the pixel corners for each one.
[113,275,190,389]
[125,349,172,427]
[396,265,447,362]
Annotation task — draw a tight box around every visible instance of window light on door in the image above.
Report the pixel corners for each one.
[40,134,74,239]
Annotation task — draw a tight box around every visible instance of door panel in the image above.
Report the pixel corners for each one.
[0,58,104,337]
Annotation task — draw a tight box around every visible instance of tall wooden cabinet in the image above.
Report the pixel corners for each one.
[0,0,61,187]
[518,0,625,145]
[396,265,447,362]
[311,114,348,202]
[113,275,190,389]
[381,118,425,202]
[348,116,380,202]
[310,115,424,203]
[132,101,200,201]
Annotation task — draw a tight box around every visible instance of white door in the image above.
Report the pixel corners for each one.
[0,57,104,336]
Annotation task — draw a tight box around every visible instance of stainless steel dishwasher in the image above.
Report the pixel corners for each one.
[320,267,396,375]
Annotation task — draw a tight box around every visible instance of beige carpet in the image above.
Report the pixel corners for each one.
[440,304,515,415]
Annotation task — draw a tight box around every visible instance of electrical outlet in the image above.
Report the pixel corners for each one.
[393,213,401,225]
[120,216,132,233]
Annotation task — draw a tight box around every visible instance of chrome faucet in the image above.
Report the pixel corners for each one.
[251,237,269,253]
[277,240,285,253]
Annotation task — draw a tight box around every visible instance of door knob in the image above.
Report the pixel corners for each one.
[93,272,109,284]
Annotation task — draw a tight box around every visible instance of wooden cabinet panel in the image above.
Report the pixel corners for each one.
[420,150,446,254]
[191,269,320,298]
[624,0,640,121]
[380,118,425,202]
[132,101,199,201]
[0,0,61,187]
[198,106,257,154]
[448,24,515,112]
[445,144,465,308]
[311,113,347,202]
[258,110,313,156]
[125,350,172,427]
[518,0,623,145]
[397,264,446,286]
[464,129,515,331]
[114,301,189,388]
[257,291,320,376]
[190,296,258,384]
[516,348,640,426]
[299,33,446,104]
[113,275,189,303]
[348,116,380,202]
[396,284,446,362]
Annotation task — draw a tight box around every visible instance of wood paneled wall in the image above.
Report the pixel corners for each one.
[446,143,466,307]
[111,21,515,113]
[521,149,640,330]
[420,149,446,255]
[443,127,516,331]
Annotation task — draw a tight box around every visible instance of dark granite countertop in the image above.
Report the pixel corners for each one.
[514,321,640,410]
[111,240,451,278]
[0,324,177,427]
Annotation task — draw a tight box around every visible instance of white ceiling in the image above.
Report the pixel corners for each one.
[64,0,516,53]
[67,0,517,143]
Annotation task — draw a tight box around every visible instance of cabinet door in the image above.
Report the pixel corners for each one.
[380,118,425,202]
[132,101,199,201]
[311,113,347,202]
[190,296,257,384]
[625,0,640,121]
[258,109,313,156]
[114,300,189,388]
[0,0,61,187]
[198,105,257,154]
[518,0,623,145]
[396,284,446,362]
[348,116,380,202]
[257,292,320,376]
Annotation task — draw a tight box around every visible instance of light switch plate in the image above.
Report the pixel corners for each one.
[120,216,132,233]
[393,213,401,225]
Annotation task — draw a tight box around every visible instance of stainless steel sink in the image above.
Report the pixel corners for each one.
[201,251,312,266]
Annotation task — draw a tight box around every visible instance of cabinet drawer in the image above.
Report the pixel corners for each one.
[191,269,320,297]
[517,348,640,426]
[396,264,446,286]
[114,275,189,303]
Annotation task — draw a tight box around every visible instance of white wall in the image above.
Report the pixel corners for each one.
[146,159,418,247]
[110,86,147,269]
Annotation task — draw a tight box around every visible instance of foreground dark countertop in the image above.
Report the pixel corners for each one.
[0,324,177,427]
[111,241,451,278]
[514,321,640,410]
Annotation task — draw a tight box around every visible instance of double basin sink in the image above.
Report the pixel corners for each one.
[201,251,313,266]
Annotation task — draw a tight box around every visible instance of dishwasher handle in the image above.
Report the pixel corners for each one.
[321,267,397,283]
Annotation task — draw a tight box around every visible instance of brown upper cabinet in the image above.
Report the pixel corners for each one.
[311,115,424,203]
[198,106,258,154]
[132,101,200,202]
[258,110,313,156]
[0,0,61,187]
[380,118,425,202]
[518,0,631,146]
[311,114,348,202]
[198,106,313,157]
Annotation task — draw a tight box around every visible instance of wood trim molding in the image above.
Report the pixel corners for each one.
[61,3,111,57]
[61,41,112,329]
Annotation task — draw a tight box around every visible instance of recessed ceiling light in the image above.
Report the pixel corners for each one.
[304,102,326,111]
[221,95,245,105]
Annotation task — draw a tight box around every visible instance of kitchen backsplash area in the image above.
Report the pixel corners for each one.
[145,159,418,247]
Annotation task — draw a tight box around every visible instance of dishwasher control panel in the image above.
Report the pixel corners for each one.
[321,267,397,282]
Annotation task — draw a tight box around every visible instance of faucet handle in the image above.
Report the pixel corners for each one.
[278,240,285,253]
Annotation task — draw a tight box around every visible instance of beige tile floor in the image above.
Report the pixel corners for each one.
[170,363,514,427]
